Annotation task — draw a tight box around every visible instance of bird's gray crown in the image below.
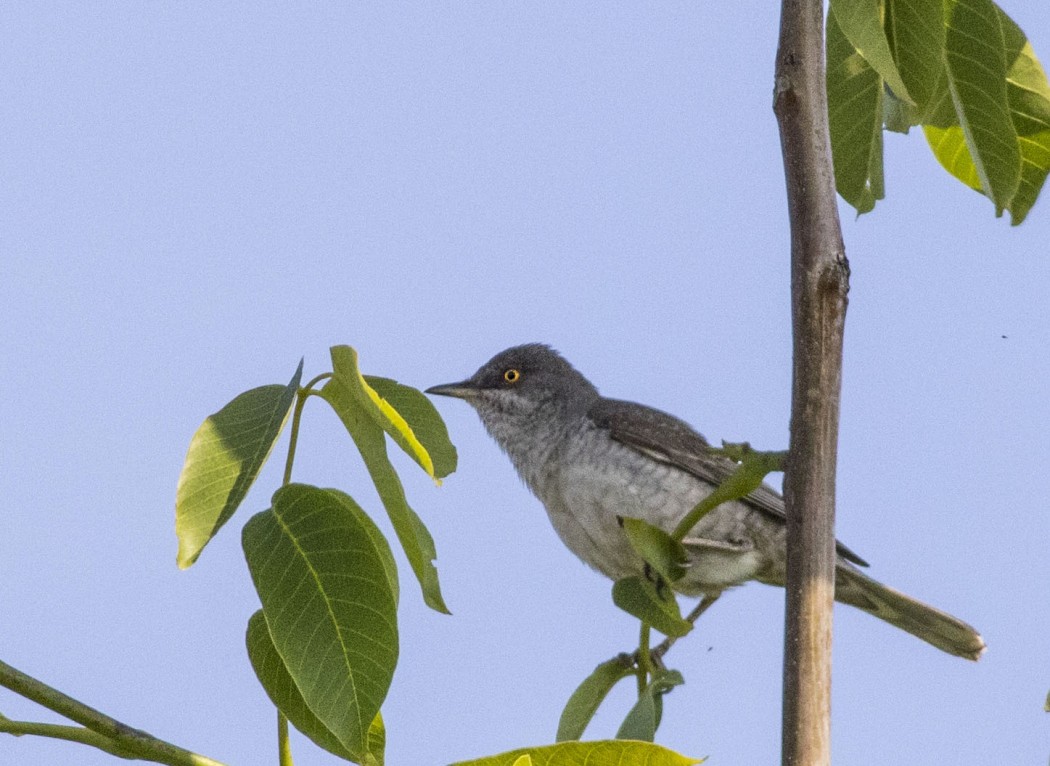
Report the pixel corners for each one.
[427,344,601,467]
[466,343,599,407]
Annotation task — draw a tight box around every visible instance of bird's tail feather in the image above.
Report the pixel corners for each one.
[835,565,985,661]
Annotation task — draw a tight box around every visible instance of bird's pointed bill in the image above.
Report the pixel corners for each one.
[425,381,479,399]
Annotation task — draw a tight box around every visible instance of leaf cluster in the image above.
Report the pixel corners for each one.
[174,345,700,764]
[828,0,1050,223]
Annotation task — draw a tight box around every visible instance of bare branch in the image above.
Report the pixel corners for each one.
[773,1,850,765]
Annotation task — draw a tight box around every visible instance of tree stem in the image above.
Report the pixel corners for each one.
[773,1,850,764]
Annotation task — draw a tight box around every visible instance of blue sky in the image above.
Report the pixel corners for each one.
[3,3,1049,765]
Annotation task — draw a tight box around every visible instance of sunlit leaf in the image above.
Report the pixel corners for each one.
[612,577,691,638]
[556,657,635,742]
[175,360,303,568]
[365,375,457,479]
[450,740,703,766]
[366,713,386,766]
[321,371,449,614]
[328,346,440,481]
[242,484,398,759]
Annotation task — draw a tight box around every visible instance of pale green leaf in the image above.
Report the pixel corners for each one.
[246,610,356,761]
[556,657,635,742]
[612,577,691,638]
[827,4,885,213]
[831,0,914,103]
[943,0,1020,213]
[449,740,703,766]
[175,360,303,568]
[242,484,398,759]
[321,374,449,614]
[923,125,984,189]
[616,670,685,742]
[364,376,458,479]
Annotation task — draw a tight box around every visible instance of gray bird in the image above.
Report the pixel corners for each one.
[427,343,985,660]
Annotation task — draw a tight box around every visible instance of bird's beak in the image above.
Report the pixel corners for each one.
[425,380,479,400]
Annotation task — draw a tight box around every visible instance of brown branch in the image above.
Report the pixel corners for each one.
[772,1,850,765]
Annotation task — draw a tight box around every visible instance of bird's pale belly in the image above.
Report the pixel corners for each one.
[538,455,770,595]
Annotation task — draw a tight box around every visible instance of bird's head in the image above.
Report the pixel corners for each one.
[426,343,600,439]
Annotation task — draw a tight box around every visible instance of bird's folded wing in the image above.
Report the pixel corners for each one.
[589,397,868,567]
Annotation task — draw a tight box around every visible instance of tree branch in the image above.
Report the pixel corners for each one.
[0,659,227,766]
[773,1,850,765]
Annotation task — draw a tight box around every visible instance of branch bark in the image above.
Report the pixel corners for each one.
[772,2,850,765]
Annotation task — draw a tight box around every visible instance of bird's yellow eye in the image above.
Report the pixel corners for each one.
[503,369,521,384]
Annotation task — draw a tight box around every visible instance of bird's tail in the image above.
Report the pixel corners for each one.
[834,565,985,661]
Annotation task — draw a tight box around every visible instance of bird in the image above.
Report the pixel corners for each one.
[426,343,985,660]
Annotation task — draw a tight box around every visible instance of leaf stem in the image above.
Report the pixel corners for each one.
[636,622,653,696]
[278,711,293,766]
[0,659,226,766]
[281,374,332,486]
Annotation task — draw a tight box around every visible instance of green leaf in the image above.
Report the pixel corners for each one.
[242,484,398,760]
[620,518,689,584]
[671,449,785,540]
[365,376,457,479]
[175,360,303,568]
[612,577,691,638]
[883,88,922,134]
[246,610,356,761]
[556,657,635,742]
[1044,689,1050,713]
[615,670,685,742]
[366,713,386,766]
[923,2,1049,223]
[328,345,442,481]
[830,0,913,103]
[827,4,885,213]
[943,0,1020,214]
[449,740,703,766]
[1000,14,1050,224]
[321,366,449,614]
[923,125,984,188]
[885,0,946,112]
